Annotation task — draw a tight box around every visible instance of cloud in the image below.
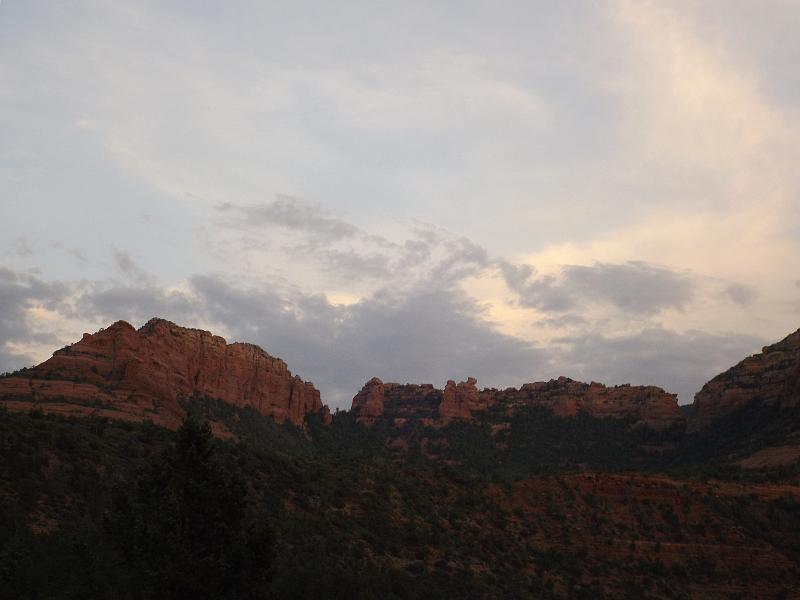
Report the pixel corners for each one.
[0,267,70,372]
[536,314,588,329]
[214,198,496,285]
[429,236,492,284]
[7,238,34,258]
[554,327,764,403]
[75,283,193,325]
[725,283,758,307]
[502,260,696,315]
[217,197,360,244]
[215,197,399,280]
[51,243,88,264]
[317,249,392,280]
[112,248,155,285]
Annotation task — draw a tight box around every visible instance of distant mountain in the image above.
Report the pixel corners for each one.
[0,318,330,432]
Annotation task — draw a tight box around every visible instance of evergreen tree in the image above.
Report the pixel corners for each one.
[105,416,273,599]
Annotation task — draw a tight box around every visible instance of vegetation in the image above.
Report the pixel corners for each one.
[2,401,799,599]
[409,405,685,478]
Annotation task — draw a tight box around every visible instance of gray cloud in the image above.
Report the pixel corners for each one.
[360,230,489,284]
[725,282,758,307]
[7,238,34,258]
[216,199,498,285]
[112,248,155,285]
[216,196,402,280]
[502,260,697,315]
[75,283,193,325]
[500,262,574,312]
[0,266,70,373]
[397,238,434,267]
[429,236,492,284]
[217,197,359,244]
[51,243,88,264]
[554,327,764,403]
[318,249,392,279]
[536,314,588,329]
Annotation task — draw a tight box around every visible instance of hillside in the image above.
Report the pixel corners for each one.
[2,405,799,599]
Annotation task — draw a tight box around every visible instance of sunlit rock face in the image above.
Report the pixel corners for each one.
[0,318,330,430]
[689,328,800,432]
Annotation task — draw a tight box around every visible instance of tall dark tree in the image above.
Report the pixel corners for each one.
[105,416,273,599]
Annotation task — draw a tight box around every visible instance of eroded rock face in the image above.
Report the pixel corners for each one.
[0,318,330,429]
[351,377,386,425]
[351,375,684,430]
[487,377,685,430]
[689,329,800,432]
[440,377,479,421]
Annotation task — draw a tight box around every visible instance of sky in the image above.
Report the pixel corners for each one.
[2,1,799,408]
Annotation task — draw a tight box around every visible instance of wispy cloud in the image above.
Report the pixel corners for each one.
[112,248,156,285]
[217,198,360,244]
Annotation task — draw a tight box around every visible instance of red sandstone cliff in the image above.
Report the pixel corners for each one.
[351,377,387,425]
[0,318,330,430]
[351,375,684,431]
[689,328,800,432]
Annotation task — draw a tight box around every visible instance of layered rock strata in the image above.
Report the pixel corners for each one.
[0,318,330,429]
[351,375,684,431]
[689,329,800,432]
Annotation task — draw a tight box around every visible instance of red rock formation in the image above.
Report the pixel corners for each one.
[351,377,386,425]
[689,328,800,432]
[440,377,479,421]
[483,377,684,430]
[351,375,684,430]
[351,379,441,426]
[0,318,330,429]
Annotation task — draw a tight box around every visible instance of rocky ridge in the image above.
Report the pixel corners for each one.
[351,375,685,431]
[689,328,800,432]
[0,318,330,430]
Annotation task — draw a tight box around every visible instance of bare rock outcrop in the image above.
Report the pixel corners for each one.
[351,377,386,425]
[485,377,684,431]
[440,377,479,421]
[351,375,684,430]
[689,328,800,432]
[0,318,330,429]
